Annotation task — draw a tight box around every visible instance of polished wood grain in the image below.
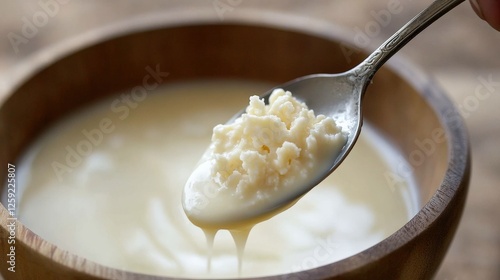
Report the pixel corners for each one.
[0,17,470,279]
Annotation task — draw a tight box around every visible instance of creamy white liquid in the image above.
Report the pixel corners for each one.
[10,80,418,278]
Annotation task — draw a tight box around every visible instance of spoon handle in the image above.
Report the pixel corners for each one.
[353,0,465,81]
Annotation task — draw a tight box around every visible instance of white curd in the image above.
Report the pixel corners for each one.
[182,89,346,229]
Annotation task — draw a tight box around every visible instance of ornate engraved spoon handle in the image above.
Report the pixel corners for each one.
[353,0,465,81]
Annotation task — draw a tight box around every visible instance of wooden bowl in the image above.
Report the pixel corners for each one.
[0,12,470,280]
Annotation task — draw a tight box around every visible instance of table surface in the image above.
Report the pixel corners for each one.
[1,1,499,279]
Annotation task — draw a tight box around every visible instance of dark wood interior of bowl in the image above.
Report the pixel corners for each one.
[0,23,469,280]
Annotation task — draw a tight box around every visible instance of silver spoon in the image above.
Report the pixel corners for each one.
[183,0,465,228]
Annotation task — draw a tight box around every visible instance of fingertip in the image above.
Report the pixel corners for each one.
[475,0,500,31]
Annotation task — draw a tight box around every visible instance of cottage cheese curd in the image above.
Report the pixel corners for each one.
[182,89,347,230]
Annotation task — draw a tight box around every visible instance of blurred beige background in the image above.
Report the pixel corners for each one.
[1,0,499,279]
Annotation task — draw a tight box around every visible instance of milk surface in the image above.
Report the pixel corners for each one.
[12,80,418,278]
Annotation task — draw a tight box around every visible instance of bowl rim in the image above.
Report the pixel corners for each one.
[0,9,470,280]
